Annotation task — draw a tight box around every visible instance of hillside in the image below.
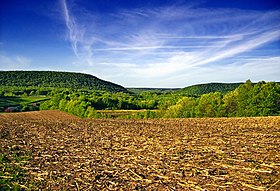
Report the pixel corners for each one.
[177,82,243,96]
[127,83,243,95]
[0,71,127,93]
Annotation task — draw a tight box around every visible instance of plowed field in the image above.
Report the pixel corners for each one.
[1,111,279,190]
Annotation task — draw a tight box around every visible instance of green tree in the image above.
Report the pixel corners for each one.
[59,99,68,111]
[164,97,197,118]
[195,92,223,117]
[235,80,254,116]
[223,90,238,117]
[85,106,100,118]
[249,82,280,116]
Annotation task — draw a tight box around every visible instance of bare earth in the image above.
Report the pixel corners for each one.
[1,111,279,190]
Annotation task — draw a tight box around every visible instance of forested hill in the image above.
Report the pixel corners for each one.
[0,71,127,92]
[177,82,243,96]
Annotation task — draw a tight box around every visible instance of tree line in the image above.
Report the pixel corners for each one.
[164,80,280,118]
[1,79,279,118]
[37,80,279,118]
[177,82,243,96]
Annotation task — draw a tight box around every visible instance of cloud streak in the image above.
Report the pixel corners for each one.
[61,0,79,56]
[61,0,94,65]
[59,1,280,87]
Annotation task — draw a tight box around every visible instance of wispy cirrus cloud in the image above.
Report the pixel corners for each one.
[61,0,79,56]
[61,0,94,65]
[160,56,280,87]
[59,1,280,87]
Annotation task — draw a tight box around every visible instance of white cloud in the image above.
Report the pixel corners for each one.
[59,2,280,87]
[123,56,280,87]
[61,0,94,65]
[0,54,32,70]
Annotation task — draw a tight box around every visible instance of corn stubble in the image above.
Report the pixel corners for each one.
[0,111,279,190]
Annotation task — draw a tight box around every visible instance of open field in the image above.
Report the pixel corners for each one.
[96,110,157,118]
[0,96,50,111]
[1,111,280,190]
[96,109,141,118]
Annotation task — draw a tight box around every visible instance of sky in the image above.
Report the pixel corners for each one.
[0,0,280,88]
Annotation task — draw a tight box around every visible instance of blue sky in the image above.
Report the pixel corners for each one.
[1,0,280,87]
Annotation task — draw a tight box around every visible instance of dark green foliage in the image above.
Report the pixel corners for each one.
[129,83,243,96]
[223,80,280,117]
[0,71,127,93]
[177,82,243,96]
[0,72,279,118]
[164,81,280,118]
[39,89,161,117]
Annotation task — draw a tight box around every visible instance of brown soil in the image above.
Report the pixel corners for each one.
[1,111,279,190]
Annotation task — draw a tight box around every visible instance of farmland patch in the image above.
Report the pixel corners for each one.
[0,111,279,190]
